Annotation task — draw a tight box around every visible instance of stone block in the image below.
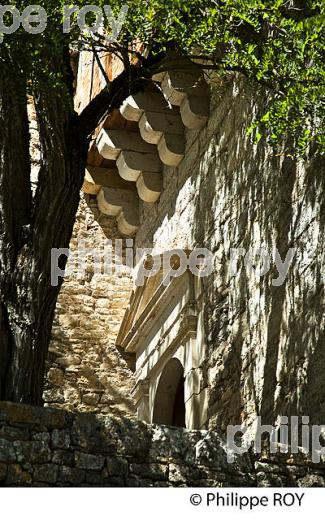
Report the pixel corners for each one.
[32,432,50,443]
[297,474,325,487]
[33,464,59,484]
[75,451,105,470]
[6,464,32,486]
[125,475,153,487]
[47,368,65,386]
[52,450,74,466]
[14,440,51,464]
[0,426,29,442]
[0,438,17,463]
[39,408,69,430]
[106,456,128,477]
[51,429,70,450]
[0,462,7,481]
[169,463,206,484]
[85,470,107,485]
[58,466,85,485]
[0,402,34,424]
[56,356,81,368]
[129,463,168,481]
[82,394,101,406]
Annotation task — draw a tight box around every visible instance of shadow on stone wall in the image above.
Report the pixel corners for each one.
[44,198,136,418]
[190,79,325,431]
[116,74,325,435]
[1,401,325,487]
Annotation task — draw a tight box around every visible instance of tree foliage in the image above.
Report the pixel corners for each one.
[1,0,324,153]
[122,0,324,154]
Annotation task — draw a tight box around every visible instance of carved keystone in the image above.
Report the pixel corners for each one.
[180,95,209,129]
[160,70,207,104]
[138,111,185,166]
[82,166,137,194]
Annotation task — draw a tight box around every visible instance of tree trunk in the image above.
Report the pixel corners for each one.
[0,55,88,404]
[0,40,154,404]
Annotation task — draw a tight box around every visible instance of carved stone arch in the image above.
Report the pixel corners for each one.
[152,358,186,428]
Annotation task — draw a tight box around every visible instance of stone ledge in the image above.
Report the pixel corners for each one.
[0,401,71,430]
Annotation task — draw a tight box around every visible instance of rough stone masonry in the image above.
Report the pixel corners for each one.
[44,69,325,433]
[1,401,325,487]
[37,54,325,487]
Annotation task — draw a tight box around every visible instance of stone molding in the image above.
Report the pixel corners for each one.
[116,262,208,429]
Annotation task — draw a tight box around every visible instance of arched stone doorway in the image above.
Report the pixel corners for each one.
[152,358,186,427]
[117,267,209,429]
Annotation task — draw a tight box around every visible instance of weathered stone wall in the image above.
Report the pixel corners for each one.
[1,401,324,487]
[43,197,136,417]
[44,69,324,438]
[43,49,137,415]
[134,74,325,432]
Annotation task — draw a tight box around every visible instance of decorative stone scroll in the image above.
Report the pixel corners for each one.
[97,187,140,237]
[82,166,136,195]
[96,129,163,203]
[120,91,186,167]
[83,59,210,237]
[157,69,210,130]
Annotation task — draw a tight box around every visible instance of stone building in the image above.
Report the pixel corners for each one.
[44,49,325,444]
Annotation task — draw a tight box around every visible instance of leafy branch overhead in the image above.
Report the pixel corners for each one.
[1,0,324,153]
